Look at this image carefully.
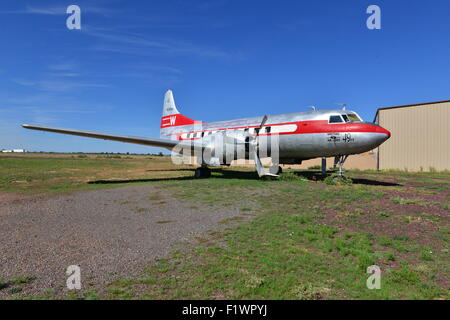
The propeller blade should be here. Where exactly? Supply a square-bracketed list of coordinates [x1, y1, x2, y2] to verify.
[255, 115, 268, 136]
[252, 115, 277, 177]
[253, 149, 265, 177]
[259, 115, 268, 129]
[252, 148, 278, 177]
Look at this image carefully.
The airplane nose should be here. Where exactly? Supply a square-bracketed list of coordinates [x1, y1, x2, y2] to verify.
[376, 126, 391, 139]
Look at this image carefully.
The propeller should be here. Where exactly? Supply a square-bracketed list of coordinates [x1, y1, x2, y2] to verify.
[221, 115, 277, 177]
[257, 115, 268, 132]
[250, 115, 278, 177]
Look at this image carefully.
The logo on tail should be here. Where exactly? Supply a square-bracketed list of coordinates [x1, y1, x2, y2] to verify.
[161, 115, 177, 127]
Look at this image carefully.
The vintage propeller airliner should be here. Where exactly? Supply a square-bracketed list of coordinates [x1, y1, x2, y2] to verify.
[23, 90, 391, 178]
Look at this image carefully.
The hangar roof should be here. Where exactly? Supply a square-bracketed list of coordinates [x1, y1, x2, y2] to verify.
[374, 99, 450, 122]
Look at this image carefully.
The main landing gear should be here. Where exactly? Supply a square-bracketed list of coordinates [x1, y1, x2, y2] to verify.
[194, 165, 282, 178]
[194, 166, 211, 178]
[333, 155, 349, 177]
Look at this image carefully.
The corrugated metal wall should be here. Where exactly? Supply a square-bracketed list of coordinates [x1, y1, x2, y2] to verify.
[378, 102, 450, 171]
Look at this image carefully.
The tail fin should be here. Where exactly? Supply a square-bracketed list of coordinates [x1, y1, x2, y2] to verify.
[162, 90, 179, 117]
[160, 90, 200, 138]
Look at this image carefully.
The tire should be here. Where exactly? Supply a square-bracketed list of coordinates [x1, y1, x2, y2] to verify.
[194, 168, 203, 178]
[203, 168, 211, 178]
[194, 167, 211, 178]
[269, 165, 282, 175]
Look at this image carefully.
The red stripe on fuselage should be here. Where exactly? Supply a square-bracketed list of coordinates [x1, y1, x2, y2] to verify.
[166, 120, 389, 140]
[297, 120, 379, 134]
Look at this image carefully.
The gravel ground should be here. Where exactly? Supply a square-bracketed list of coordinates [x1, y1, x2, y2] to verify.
[0, 184, 245, 298]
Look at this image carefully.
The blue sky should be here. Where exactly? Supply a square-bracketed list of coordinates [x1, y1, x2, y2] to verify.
[1, 0, 450, 153]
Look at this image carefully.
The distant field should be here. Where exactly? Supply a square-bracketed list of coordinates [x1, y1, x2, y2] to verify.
[1, 153, 449, 299]
[0, 153, 196, 194]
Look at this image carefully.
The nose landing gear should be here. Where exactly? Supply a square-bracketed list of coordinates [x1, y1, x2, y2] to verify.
[333, 155, 349, 177]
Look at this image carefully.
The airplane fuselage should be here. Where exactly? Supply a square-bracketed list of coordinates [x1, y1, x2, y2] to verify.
[160, 109, 391, 164]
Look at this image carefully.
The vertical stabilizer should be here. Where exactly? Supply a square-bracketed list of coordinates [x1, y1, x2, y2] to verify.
[162, 90, 180, 116]
[160, 90, 200, 138]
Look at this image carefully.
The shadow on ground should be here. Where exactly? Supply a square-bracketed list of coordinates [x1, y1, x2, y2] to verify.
[295, 170, 402, 187]
[88, 169, 402, 187]
[145, 168, 194, 172]
[349, 178, 402, 186]
[88, 176, 195, 184]
[88, 168, 259, 184]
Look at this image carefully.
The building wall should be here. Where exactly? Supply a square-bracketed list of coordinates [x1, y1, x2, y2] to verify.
[230, 153, 376, 171]
[279, 153, 377, 171]
[378, 102, 450, 171]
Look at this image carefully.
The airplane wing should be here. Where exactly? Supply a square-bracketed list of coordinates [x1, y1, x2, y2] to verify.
[22, 124, 181, 149]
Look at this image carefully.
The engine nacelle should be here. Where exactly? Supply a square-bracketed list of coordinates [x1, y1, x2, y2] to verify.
[172, 130, 280, 166]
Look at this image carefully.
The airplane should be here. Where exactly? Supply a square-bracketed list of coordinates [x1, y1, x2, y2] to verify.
[22, 90, 391, 178]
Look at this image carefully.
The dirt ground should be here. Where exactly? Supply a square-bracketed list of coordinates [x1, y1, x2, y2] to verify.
[0, 184, 247, 298]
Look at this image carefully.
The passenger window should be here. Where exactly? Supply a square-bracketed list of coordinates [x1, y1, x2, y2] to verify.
[329, 115, 343, 123]
[265, 126, 271, 133]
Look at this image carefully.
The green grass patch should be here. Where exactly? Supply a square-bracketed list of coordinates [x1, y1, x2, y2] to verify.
[390, 197, 428, 206]
[101, 175, 448, 299]
[0, 275, 36, 292]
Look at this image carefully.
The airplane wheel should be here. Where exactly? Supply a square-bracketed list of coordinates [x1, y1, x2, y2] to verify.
[269, 165, 282, 175]
[203, 168, 211, 178]
[194, 167, 211, 178]
[194, 168, 203, 178]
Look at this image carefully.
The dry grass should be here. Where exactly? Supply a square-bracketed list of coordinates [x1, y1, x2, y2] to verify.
[0, 154, 195, 194]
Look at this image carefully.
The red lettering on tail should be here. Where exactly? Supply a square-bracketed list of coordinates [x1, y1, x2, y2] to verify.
[160, 114, 201, 128]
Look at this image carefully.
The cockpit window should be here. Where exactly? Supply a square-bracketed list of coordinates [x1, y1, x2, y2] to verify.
[341, 114, 349, 122]
[329, 115, 344, 123]
[347, 113, 362, 122]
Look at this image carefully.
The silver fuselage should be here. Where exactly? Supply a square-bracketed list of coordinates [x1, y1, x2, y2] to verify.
[161, 109, 391, 164]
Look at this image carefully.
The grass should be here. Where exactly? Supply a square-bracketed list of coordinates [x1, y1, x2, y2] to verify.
[1, 154, 449, 300]
[0, 275, 36, 294]
[390, 197, 429, 206]
[379, 211, 392, 218]
[0, 154, 194, 194]
[101, 170, 448, 300]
